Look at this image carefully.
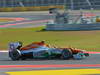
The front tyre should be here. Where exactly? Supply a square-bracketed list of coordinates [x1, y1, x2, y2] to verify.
[9, 49, 21, 61]
[84, 53, 89, 57]
[61, 49, 72, 59]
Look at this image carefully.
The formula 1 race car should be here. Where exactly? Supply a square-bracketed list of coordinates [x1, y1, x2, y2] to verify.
[8, 42, 89, 61]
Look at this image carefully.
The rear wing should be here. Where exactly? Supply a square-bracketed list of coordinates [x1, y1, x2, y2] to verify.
[9, 42, 22, 52]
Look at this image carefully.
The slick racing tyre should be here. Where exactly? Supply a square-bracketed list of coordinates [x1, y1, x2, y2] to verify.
[61, 49, 72, 59]
[9, 49, 21, 61]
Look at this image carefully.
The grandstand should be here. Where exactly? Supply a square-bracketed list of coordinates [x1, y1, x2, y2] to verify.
[0, 0, 100, 10]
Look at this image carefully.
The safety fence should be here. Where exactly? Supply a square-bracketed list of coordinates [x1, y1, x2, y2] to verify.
[0, 0, 100, 9]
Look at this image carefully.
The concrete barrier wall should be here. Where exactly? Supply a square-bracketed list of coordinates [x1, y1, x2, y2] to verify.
[46, 23, 100, 30]
[0, 5, 64, 12]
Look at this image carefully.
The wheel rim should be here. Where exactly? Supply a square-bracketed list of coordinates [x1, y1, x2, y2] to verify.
[9, 50, 21, 60]
[61, 49, 72, 59]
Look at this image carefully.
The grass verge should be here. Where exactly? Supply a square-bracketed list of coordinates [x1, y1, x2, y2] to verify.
[0, 26, 100, 52]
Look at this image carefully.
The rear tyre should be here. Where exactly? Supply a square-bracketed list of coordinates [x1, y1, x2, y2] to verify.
[61, 49, 72, 59]
[9, 49, 21, 61]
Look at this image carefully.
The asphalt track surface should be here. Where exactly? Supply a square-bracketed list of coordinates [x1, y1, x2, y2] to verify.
[0, 11, 100, 75]
[0, 52, 100, 65]
[0, 11, 53, 28]
[0, 52, 100, 75]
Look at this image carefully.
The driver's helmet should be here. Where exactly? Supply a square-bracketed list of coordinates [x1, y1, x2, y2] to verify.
[41, 40, 45, 44]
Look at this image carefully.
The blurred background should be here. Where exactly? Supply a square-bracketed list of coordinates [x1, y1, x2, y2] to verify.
[0, 0, 100, 11]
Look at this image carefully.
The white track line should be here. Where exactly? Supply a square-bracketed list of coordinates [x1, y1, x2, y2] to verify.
[0, 50, 8, 52]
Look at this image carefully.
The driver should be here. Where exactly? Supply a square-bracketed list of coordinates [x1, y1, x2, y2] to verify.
[20, 40, 49, 50]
